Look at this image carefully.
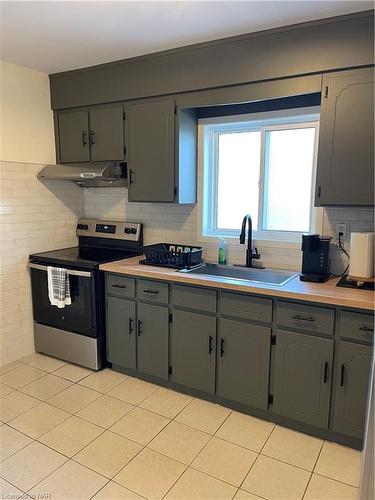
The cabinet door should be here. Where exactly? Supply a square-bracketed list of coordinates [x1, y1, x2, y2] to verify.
[58, 110, 90, 163]
[89, 106, 125, 161]
[171, 309, 216, 394]
[137, 302, 169, 379]
[332, 341, 372, 439]
[315, 68, 374, 206]
[107, 296, 136, 369]
[273, 330, 333, 428]
[217, 319, 271, 409]
[127, 99, 175, 202]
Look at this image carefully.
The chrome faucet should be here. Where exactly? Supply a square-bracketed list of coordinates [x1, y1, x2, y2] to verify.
[239, 214, 261, 268]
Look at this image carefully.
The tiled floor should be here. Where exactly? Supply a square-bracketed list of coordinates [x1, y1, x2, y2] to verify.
[0, 353, 362, 500]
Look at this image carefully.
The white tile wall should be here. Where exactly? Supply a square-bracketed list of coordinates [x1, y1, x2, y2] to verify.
[0, 161, 84, 365]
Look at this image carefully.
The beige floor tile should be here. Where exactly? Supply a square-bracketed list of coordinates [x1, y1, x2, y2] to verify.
[0, 477, 25, 498]
[148, 421, 211, 465]
[262, 426, 323, 471]
[52, 363, 93, 382]
[304, 474, 359, 500]
[164, 468, 237, 500]
[47, 383, 101, 413]
[111, 407, 170, 445]
[0, 441, 67, 491]
[192, 436, 257, 487]
[314, 442, 362, 487]
[0, 360, 24, 375]
[0, 383, 14, 398]
[77, 394, 134, 428]
[216, 411, 274, 452]
[175, 399, 231, 434]
[25, 353, 66, 372]
[74, 430, 142, 478]
[93, 481, 145, 499]
[19, 373, 72, 401]
[0, 391, 39, 422]
[234, 490, 264, 500]
[39, 415, 103, 457]
[109, 377, 158, 405]
[79, 368, 127, 393]
[21, 352, 44, 363]
[139, 388, 193, 419]
[114, 448, 186, 500]
[0, 364, 45, 389]
[242, 455, 311, 500]
[28, 459, 107, 500]
[0, 424, 33, 461]
[8, 402, 70, 439]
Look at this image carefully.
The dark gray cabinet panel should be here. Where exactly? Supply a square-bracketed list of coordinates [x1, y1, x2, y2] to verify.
[107, 296, 136, 369]
[332, 342, 372, 439]
[107, 275, 135, 298]
[137, 280, 169, 304]
[58, 110, 90, 163]
[276, 301, 334, 335]
[340, 311, 374, 344]
[127, 99, 175, 202]
[273, 330, 334, 428]
[220, 293, 272, 323]
[315, 68, 374, 206]
[172, 285, 217, 313]
[89, 106, 124, 161]
[137, 302, 169, 380]
[171, 309, 216, 393]
[217, 319, 271, 409]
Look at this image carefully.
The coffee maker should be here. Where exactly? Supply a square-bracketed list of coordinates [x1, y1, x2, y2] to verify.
[300, 234, 332, 282]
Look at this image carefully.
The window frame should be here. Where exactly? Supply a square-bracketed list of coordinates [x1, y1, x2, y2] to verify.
[197, 107, 322, 246]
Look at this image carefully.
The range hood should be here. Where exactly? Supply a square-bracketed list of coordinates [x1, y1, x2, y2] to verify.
[38, 162, 127, 188]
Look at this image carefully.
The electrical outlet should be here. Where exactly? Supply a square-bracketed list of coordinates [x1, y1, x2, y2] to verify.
[335, 222, 349, 242]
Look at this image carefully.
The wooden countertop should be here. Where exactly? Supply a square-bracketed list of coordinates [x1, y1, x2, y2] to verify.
[100, 257, 375, 311]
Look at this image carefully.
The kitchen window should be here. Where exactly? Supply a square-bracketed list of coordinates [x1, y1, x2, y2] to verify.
[199, 107, 322, 243]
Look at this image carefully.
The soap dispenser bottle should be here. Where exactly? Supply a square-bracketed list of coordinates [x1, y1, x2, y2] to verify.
[218, 238, 227, 265]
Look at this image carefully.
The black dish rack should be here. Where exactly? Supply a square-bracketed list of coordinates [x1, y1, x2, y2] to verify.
[140, 243, 203, 269]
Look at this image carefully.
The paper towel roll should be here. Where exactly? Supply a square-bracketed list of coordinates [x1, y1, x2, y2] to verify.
[349, 232, 374, 279]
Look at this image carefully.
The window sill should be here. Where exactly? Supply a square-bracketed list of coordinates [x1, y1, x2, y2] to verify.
[197, 233, 302, 249]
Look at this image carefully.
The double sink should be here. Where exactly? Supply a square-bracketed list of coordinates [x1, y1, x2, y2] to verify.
[179, 263, 297, 286]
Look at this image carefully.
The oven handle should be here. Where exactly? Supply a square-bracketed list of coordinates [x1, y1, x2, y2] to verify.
[28, 263, 92, 278]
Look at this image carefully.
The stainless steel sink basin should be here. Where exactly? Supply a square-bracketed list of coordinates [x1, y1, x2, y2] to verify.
[179, 263, 297, 286]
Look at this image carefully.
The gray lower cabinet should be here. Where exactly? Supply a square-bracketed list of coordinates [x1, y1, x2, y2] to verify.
[106, 296, 136, 370]
[58, 110, 90, 163]
[273, 330, 334, 428]
[137, 302, 169, 380]
[170, 309, 216, 394]
[332, 341, 372, 439]
[217, 319, 271, 410]
[315, 67, 374, 206]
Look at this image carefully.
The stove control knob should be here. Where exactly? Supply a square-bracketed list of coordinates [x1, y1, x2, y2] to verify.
[130, 228, 137, 234]
[124, 227, 131, 234]
[77, 223, 88, 230]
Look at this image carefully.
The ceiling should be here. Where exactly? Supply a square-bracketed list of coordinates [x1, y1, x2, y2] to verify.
[1, 1, 373, 74]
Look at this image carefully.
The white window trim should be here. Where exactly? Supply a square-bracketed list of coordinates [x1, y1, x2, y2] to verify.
[196, 107, 323, 248]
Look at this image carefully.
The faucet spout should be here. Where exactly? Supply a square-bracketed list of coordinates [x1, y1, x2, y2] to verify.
[239, 214, 261, 268]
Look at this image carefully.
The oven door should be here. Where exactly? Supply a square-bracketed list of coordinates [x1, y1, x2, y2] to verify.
[29, 262, 97, 338]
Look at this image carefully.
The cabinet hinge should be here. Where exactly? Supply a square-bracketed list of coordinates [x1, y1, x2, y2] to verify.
[169, 313, 173, 323]
[324, 86, 328, 99]
[168, 366, 173, 375]
[271, 335, 276, 346]
[268, 394, 274, 405]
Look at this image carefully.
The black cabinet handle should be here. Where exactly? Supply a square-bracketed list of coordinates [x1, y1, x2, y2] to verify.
[323, 361, 329, 384]
[129, 169, 134, 185]
[137, 319, 143, 336]
[82, 130, 87, 146]
[128, 318, 134, 335]
[89, 130, 96, 145]
[340, 364, 345, 387]
[143, 289, 159, 295]
[208, 336, 213, 354]
[220, 338, 225, 357]
[112, 284, 126, 289]
[292, 315, 315, 322]
[359, 326, 373, 333]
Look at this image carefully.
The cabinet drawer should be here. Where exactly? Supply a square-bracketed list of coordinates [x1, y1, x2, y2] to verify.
[172, 284, 217, 313]
[106, 274, 135, 298]
[137, 279, 169, 304]
[220, 292, 272, 324]
[340, 311, 374, 343]
[276, 301, 334, 335]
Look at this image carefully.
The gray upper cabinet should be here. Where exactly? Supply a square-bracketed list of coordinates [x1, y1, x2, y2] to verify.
[315, 67, 374, 206]
[58, 105, 125, 163]
[332, 341, 372, 439]
[170, 309, 216, 394]
[127, 99, 175, 202]
[58, 110, 90, 163]
[217, 319, 271, 409]
[273, 330, 334, 428]
[106, 295, 136, 370]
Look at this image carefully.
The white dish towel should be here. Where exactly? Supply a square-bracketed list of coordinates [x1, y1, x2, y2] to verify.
[47, 266, 72, 308]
